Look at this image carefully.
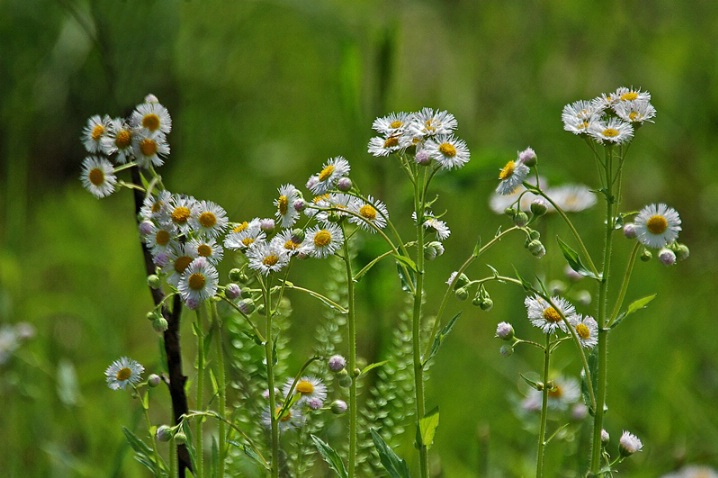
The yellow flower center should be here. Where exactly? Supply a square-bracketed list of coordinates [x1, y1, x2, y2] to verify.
[188, 272, 206, 291]
[620, 92, 638, 101]
[199, 211, 217, 229]
[116, 367, 132, 381]
[319, 165, 335, 182]
[174, 256, 193, 274]
[389, 120, 403, 129]
[576, 323, 590, 340]
[241, 238, 255, 247]
[197, 244, 212, 257]
[438, 142, 457, 157]
[88, 168, 105, 186]
[278, 195, 288, 215]
[548, 384, 563, 399]
[359, 204, 377, 220]
[233, 221, 249, 233]
[140, 138, 158, 156]
[91, 124, 105, 141]
[296, 380, 314, 395]
[646, 215, 668, 234]
[115, 129, 132, 148]
[142, 113, 161, 131]
[384, 136, 399, 148]
[151, 201, 163, 213]
[284, 240, 299, 250]
[275, 406, 292, 422]
[314, 230, 332, 248]
[156, 229, 171, 246]
[262, 254, 279, 266]
[602, 128, 619, 138]
[542, 306, 562, 323]
[172, 206, 191, 224]
[424, 119, 436, 133]
[629, 111, 639, 121]
[499, 161, 515, 180]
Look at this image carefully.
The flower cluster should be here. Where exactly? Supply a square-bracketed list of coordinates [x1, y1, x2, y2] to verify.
[562, 86, 656, 144]
[523, 295, 598, 347]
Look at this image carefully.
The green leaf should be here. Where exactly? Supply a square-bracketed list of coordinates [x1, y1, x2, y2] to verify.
[520, 373, 543, 391]
[360, 360, 389, 376]
[122, 427, 153, 457]
[425, 312, 461, 366]
[370, 429, 412, 478]
[513, 266, 534, 292]
[311, 435, 348, 478]
[557, 236, 599, 280]
[611, 294, 656, 329]
[396, 260, 416, 293]
[227, 441, 270, 470]
[486, 264, 499, 278]
[418, 407, 440, 450]
[393, 254, 418, 272]
[582, 348, 600, 416]
[472, 237, 482, 257]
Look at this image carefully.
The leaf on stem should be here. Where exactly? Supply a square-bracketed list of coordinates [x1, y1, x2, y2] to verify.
[228, 440, 270, 471]
[370, 429, 412, 478]
[556, 236, 600, 280]
[122, 427, 164, 474]
[611, 294, 656, 329]
[424, 312, 461, 366]
[395, 257, 417, 293]
[418, 407, 440, 450]
[360, 360, 389, 376]
[310, 435, 349, 478]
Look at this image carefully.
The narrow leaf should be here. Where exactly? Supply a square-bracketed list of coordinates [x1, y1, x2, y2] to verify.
[557, 236, 598, 280]
[396, 261, 416, 293]
[418, 407, 440, 450]
[122, 427, 153, 457]
[425, 312, 461, 365]
[370, 429, 412, 478]
[360, 360, 389, 376]
[311, 435, 348, 478]
[611, 294, 656, 329]
[393, 254, 418, 272]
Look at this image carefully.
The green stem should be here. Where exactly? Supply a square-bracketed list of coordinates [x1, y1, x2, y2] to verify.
[195, 310, 205, 478]
[138, 388, 164, 477]
[536, 334, 552, 478]
[169, 436, 178, 478]
[261, 278, 280, 478]
[211, 302, 226, 478]
[341, 226, 359, 478]
[608, 242, 641, 326]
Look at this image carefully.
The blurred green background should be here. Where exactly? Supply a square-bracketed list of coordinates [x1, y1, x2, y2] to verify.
[2, 0, 718, 476]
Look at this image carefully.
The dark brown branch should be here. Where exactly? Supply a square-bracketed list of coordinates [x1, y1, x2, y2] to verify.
[130, 167, 192, 477]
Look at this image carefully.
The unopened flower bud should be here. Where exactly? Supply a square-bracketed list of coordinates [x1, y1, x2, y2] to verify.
[601, 429, 610, 444]
[527, 239, 546, 258]
[673, 243, 690, 261]
[147, 311, 158, 321]
[331, 399, 348, 415]
[147, 274, 161, 290]
[153, 317, 169, 332]
[337, 370, 352, 388]
[260, 218, 275, 233]
[291, 228, 305, 243]
[145, 94, 159, 103]
[479, 297, 493, 311]
[256, 304, 266, 316]
[623, 223, 637, 239]
[495, 322, 514, 340]
[640, 249, 653, 262]
[328, 354, 346, 373]
[337, 177, 352, 191]
[424, 241, 445, 261]
[238, 298, 256, 315]
[307, 397, 324, 410]
[139, 220, 154, 236]
[499, 344, 514, 357]
[229, 268, 243, 282]
[455, 287, 469, 301]
[504, 207, 517, 218]
[415, 149, 432, 165]
[619, 431, 643, 456]
[184, 297, 200, 310]
[528, 229, 541, 241]
[174, 431, 187, 445]
[576, 290, 592, 306]
[549, 280, 566, 295]
[564, 264, 582, 281]
[658, 248, 676, 266]
[530, 199, 548, 217]
[513, 211, 529, 227]
[306, 175, 319, 190]
[518, 147, 537, 167]
[148, 374, 162, 387]
[225, 283, 242, 300]
[156, 425, 173, 442]
[448, 272, 470, 290]
[293, 198, 306, 212]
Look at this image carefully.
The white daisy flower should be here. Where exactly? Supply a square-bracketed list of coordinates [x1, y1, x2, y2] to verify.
[130, 100, 172, 134]
[409, 108, 458, 137]
[562, 100, 600, 135]
[413, 210, 450, 240]
[633, 203, 682, 249]
[367, 134, 405, 157]
[619, 430, 643, 456]
[100, 118, 134, 163]
[591, 92, 618, 110]
[524, 295, 577, 334]
[80, 156, 117, 198]
[521, 375, 581, 412]
[105, 357, 144, 391]
[546, 184, 597, 212]
[246, 240, 290, 276]
[372, 112, 412, 136]
[588, 117, 634, 144]
[189, 200, 229, 239]
[423, 134, 470, 170]
[132, 130, 170, 168]
[262, 404, 304, 432]
[283, 376, 327, 406]
[139, 190, 172, 223]
[496, 159, 530, 195]
[168, 195, 198, 234]
[309, 157, 351, 195]
[489, 176, 548, 214]
[224, 219, 265, 251]
[164, 243, 199, 287]
[275, 184, 301, 228]
[188, 237, 224, 265]
[273, 229, 310, 256]
[306, 223, 344, 258]
[348, 195, 389, 232]
[143, 221, 177, 255]
[613, 99, 657, 124]
[572, 314, 598, 349]
[178, 257, 219, 304]
[82, 114, 111, 153]
[614, 86, 651, 103]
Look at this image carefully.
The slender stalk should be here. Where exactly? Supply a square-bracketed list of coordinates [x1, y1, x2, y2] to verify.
[211, 302, 226, 478]
[137, 388, 164, 477]
[341, 226, 359, 478]
[536, 334, 552, 478]
[169, 436, 178, 478]
[194, 310, 205, 478]
[608, 242, 641, 326]
[261, 278, 280, 478]
[590, 147, 617, 476]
